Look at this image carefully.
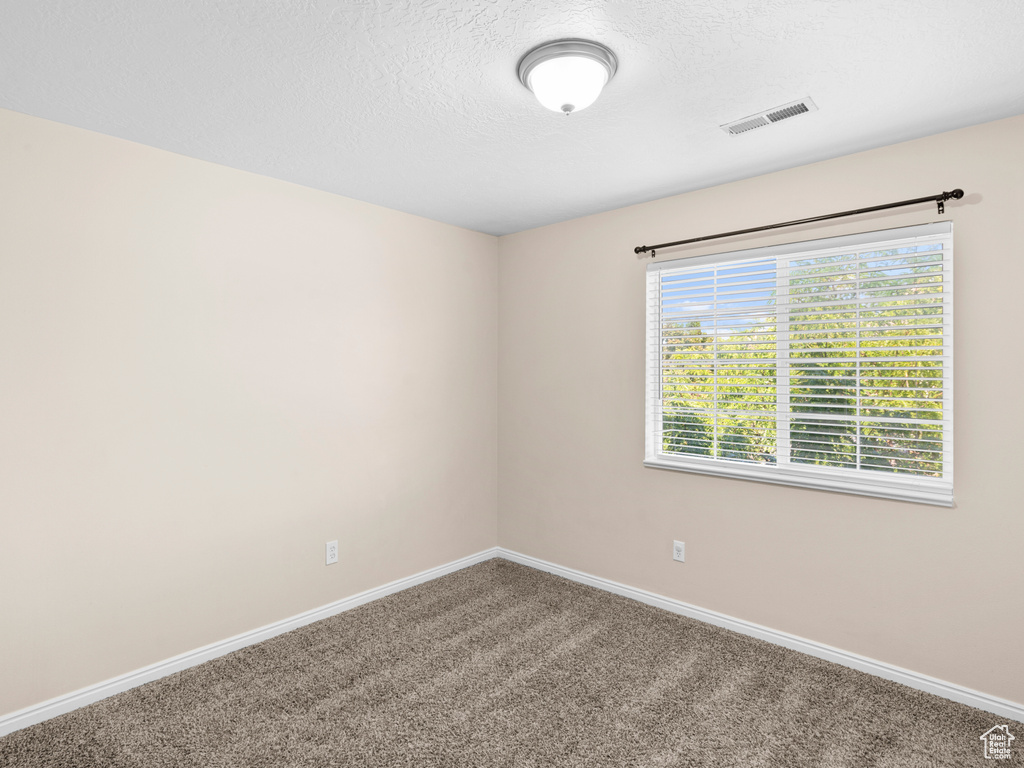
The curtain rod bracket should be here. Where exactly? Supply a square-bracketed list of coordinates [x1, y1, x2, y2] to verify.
[938, 188, 965, 215]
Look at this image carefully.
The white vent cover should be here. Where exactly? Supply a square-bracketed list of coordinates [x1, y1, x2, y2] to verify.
[721, 98, 818, 135]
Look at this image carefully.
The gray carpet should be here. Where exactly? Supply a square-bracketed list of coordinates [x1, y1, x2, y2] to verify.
[1, 559, 1017, 767]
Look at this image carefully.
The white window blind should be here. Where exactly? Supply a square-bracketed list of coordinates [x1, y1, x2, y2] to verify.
[645, 222, 953, 506]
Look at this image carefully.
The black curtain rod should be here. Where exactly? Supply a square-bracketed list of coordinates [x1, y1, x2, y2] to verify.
[634, 188, 964, 258]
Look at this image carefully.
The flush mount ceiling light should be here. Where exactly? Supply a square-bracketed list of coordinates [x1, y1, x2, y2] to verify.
[517, 39, 618, 115]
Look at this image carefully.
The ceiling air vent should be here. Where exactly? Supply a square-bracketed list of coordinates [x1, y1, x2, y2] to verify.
[722, 98, 817, 136]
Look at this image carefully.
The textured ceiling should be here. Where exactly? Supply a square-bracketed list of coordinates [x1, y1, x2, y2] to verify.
[2, 1, 1023, 235]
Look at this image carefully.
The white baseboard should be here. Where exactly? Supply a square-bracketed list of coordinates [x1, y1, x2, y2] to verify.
[5, 544, 1020, 739]
[496, 548, 1024, 722]
[0, 547, 498, 738]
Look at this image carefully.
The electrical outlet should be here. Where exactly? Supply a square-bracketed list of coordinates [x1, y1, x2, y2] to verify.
[326, 540, 338, 565]
[673, 540, 685, 562]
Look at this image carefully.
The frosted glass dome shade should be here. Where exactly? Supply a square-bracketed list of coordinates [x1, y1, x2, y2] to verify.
[518, 40, 617, 115]
[528, 56, 608, 114]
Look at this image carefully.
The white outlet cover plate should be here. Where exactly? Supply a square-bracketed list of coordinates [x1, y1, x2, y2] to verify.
[326, 540, 338, 565]
[673, 541, 685, 562]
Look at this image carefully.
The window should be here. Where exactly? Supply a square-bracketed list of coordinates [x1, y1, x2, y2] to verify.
[645, 222, 953, 505]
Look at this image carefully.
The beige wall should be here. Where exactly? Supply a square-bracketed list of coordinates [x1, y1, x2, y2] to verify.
[498, 114, 1024, 705]
[3, 104, 1021, 721]
[0, 109, 498, 717]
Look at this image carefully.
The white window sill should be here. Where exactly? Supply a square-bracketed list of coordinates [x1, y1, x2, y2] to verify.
[644, 455, 953, 507]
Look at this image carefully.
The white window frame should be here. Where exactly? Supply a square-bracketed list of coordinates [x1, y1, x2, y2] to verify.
[645, 222, 953, 506]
